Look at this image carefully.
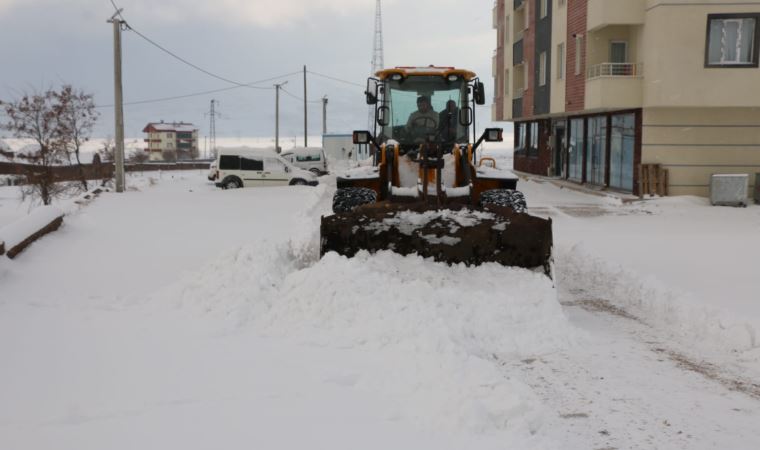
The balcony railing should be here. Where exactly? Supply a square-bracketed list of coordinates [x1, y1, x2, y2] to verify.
[513, 39, 524, 66]
[587, 63, 643, 79]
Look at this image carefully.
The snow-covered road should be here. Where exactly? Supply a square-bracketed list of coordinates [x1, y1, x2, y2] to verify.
[1, 170, 759, 449]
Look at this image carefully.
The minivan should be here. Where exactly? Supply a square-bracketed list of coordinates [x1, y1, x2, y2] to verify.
[213, 149, 318, 189]
[279, 147, 328, 175]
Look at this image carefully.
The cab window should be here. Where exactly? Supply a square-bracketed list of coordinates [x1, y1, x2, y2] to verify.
[241, 157, 263, 171]
[219, 155, 240, 170]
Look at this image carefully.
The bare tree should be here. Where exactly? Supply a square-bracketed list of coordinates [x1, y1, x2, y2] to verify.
[57, 86, 99, 191]
[0, 90, 70, 205]
[129, 148, 149, 164]
[162, 149, 177, 162]
[99, 137, 115, 163]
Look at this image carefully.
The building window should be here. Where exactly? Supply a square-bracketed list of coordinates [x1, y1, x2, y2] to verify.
[706, 14, 759, 67]
[539, 0, 548, 19]
[504, 69, 510, 97]
[529, 122, 539, 157]
[516, 123, 527, 154]
[539, 52, 547, 86]
[585, 116, 607, 186]
[557, 43, 565, 80]
[575, 35, 583, 75]
[610, 113, 636, 192]
[568, 118, 584, 181]
[505, 16, 510, 45]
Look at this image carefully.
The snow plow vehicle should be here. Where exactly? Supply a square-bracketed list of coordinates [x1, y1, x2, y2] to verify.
[320, 66, 553, 274]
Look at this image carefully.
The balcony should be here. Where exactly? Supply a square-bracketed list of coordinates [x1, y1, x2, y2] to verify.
[585, 63, 644, 110]
[587, 0, 645, 32]
[513, 39, 524, 66]
[512, 89, 524, 118]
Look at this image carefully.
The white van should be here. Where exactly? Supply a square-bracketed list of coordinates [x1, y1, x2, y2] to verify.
[213, 149, 318, 189]
[279, 147, 328, 175]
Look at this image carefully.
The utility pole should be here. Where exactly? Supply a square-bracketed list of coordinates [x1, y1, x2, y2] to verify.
[303, 65, 308, 147]
[322, 96, 328, 135]
[274, 81, 288, 153]
[108, 10, 126, 193]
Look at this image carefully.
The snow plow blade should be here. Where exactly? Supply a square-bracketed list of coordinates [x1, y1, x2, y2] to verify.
[320, 202, 553, 275]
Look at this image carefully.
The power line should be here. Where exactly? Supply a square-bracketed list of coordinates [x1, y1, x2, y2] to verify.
[280, 87, 324, 104]
[109, 0, 265, 89]
[95, 71, 301, 108]
[307, 70, 364, 88]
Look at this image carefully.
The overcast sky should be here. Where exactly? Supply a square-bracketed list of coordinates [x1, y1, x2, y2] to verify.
[0, 0, 504, 140]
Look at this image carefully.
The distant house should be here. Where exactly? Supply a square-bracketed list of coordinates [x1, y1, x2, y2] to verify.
[142, 121, 199, 161]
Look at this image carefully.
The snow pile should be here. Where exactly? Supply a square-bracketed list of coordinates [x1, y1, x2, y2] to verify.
[557, 243, 760, 355]
[361, 209, 501, 237]
[156, 235, 575, 440]
[0, 205, 63, 251]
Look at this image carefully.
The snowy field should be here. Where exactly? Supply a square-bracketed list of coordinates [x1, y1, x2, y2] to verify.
[1, 153, 759, 449]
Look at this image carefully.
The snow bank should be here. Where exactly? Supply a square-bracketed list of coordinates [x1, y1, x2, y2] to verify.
[155, 237, 575, 440]
[0, 205, 63, 257]
[557, 243, 760, 355]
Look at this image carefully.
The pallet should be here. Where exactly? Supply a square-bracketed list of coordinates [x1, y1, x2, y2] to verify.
[639, 164, 668, 197]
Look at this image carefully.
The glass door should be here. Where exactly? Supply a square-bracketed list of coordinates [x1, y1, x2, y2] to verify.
[610, 113, 635, 191]
[568, 118, 584, 181]
[586, 116, 607, 186]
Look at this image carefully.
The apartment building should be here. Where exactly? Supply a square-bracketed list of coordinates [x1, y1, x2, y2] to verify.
[493, 0, 760, 196]
[142, 122, 199, 161]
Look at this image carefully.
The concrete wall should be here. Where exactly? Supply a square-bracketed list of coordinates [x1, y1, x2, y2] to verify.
[587, 0, 645, 31]
[642, 107, 760, 196]
[642, 2, 760, 108]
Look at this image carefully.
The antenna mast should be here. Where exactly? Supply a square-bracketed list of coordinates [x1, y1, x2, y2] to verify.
[206, 99, 218, 159]
[368, 0, 384, 128]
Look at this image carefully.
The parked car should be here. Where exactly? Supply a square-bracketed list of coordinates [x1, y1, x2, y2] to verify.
[279, 147, 328, 175]
[207, 161, 218, 181]
[214, 149, 318, 189]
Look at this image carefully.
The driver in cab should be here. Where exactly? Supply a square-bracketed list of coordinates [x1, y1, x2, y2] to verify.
[406, 95, 438, 142]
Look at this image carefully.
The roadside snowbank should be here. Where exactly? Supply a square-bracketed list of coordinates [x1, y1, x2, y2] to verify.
[0, 205, 63, 250]
[558, 242, 760, 360]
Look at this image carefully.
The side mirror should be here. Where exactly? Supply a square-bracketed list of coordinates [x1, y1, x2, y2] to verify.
[365, 79, 379, 105]
[353, 130, 373, 145]
[459, 106, 473, 126]
[377, 105, 390, 127]
[483, 128, 503, 142]
[474, 81, 486, 105]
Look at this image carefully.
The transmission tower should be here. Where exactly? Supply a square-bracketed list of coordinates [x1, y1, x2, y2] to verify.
[368, 0, 384, 129]
[205, 99, 219, 159]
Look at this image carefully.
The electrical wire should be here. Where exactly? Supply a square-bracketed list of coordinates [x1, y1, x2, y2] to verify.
[280, 87, 325, 104]
[109, 0, 271, 89]
[96, 71, 301, 109]
[307, 70, 364, 88]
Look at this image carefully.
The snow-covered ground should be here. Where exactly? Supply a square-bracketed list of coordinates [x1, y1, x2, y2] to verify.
[1, 153, 759, 449]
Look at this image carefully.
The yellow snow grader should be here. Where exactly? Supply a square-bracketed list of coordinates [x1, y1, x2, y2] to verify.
[320, 66, 553, 274]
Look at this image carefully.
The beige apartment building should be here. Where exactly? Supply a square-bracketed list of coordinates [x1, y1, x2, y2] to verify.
[142, 122, 199, 162]
[493, 0, 760, 196]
